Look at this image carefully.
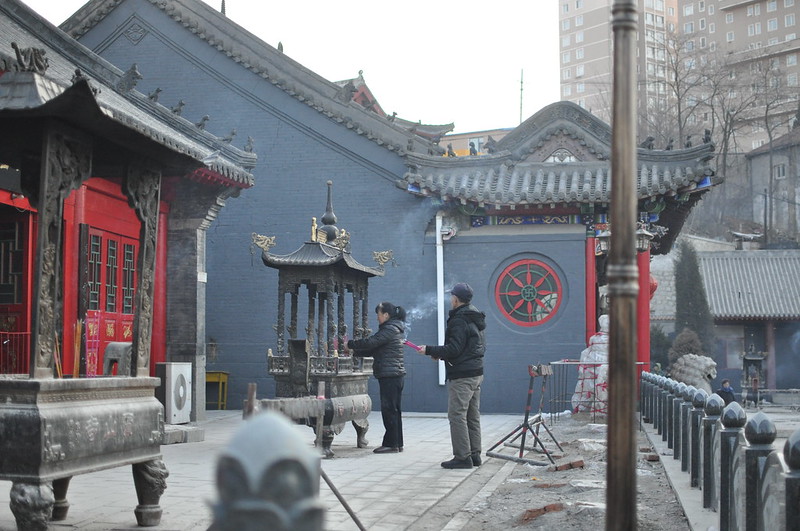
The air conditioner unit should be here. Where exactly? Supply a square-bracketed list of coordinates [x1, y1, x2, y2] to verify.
[155, 362, 192, 424]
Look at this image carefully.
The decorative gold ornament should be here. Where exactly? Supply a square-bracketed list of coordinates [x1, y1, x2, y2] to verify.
[373, 250, 393, 267]
[331, 229, 350, 250]
[251, 233, 276, 252]
[311, 217, 318, 242]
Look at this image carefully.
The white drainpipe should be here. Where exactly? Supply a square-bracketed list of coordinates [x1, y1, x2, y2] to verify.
[435, 212, 446, 385]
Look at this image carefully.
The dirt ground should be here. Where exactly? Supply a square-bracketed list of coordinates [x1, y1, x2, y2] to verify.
[457, 413, 690, 530]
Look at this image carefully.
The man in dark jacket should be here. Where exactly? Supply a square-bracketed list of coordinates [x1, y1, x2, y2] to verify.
[419, 283, 486, 469]
[716, 379, 736, 406]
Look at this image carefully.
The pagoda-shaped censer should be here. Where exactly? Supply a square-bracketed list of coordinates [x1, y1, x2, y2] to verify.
[251, 181, 392, 456]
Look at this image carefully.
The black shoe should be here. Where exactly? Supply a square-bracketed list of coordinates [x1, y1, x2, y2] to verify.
[441, 457, 473, 469]
[399, 447, 404, 452]
[471, 453, 482, 467]
[373, 446, 399, 454]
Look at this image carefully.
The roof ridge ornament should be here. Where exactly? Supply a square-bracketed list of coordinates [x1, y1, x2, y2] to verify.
[11, 42, 48, 74]
[116, 63, 143, 93]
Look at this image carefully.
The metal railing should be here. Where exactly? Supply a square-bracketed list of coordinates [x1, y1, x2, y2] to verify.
[0, 331, 30, 374]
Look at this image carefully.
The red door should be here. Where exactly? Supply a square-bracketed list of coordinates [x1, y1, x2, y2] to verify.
[84, 228, 138, 376]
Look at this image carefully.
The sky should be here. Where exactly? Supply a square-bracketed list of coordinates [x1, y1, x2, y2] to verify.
[20, 0, 560, 134]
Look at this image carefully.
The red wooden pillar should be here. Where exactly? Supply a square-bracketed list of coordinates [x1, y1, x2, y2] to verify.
[585, 236, 598, 346]
[636, 249, 651, 373]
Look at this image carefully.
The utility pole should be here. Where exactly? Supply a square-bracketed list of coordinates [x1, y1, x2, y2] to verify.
[519, 69, 524, 124]
[607, 1, 639, 530]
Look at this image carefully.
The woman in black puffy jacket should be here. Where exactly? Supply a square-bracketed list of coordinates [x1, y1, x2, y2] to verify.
[347, 302, 407, 453]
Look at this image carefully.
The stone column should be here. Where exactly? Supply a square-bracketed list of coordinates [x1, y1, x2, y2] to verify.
[786, 427, 800, 531]
[673, 382, 687, 460]
[166, 182, 236, 422]
[702, 394, 724, 509]
[31, 122, 91, 378]
[744, 411, 776, 531]
[125, 165, 161, 377]
[681, 385, 696, 472]
[690, 388, 708, 487]
[720, 402, 747, 531]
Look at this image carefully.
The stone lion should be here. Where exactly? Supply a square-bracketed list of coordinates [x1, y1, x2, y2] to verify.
[669, 354, 717, 395]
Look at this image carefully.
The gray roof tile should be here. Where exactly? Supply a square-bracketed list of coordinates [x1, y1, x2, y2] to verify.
[698, 250, 800, 320]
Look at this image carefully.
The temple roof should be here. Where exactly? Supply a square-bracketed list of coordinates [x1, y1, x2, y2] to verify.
[62, 0, 446, 157]
[699, 250, 800, 320]
[404, 102, 718, 207]
[402, 102, 722, 254]
[0, 0, 255, 187]
[261, 241, 385, 277]
[334, 73, 454, 143]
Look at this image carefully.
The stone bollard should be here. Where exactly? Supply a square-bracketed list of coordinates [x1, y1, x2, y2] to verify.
[209, 411, 324, 531]
[659, 377, 670, 441]
[786, 427, 800, 531]
[641, 373, 652, 424]
[720, 401, 747, 531]
[743, 411, 776, 531]
[681, 385, 697, 472]
[690, 388, 708, 488]
[673, 382, 687, 459]
[702, 393, 724, 509]
[665, 379, 677, 447]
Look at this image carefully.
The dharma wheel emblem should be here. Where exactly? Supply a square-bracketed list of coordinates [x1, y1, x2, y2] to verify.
[495, 259, 562, 326]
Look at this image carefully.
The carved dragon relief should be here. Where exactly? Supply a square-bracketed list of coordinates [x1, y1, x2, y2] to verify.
[33, 126, 91, 377]
[124, 166, 161, 375]
[251, 233, 276, 252]
[372, 250, 393, 268]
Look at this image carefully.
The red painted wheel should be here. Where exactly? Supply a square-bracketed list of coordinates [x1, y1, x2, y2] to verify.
[495, 259, 562, 326]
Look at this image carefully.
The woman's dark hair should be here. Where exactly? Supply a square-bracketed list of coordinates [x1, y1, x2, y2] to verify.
[375, 301, 406, 321]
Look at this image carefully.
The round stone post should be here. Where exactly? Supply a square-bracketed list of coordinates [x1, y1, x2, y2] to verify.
[681, 385, 697, 472]
[641, 373, 651, 423]
[743, 412, 776, 531]
[702, 393, 724, 509]
[211, 411, 324, 530]
[720, 402, 747, 531]
[664, 378, 675, 445]
[690, 388, 708, 487]
[785, 427, 800, 531]
[658, 376, 668, 439]
[673, 382, 687, 459]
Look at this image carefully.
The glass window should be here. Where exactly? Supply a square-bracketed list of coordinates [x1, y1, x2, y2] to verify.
[768, 19, 777, 31]
[655, 0, 664, 10]
[575, 14, 584, 26]
[789, 73, 799, 86]
[787, 14, 796, 27]
[576, 30, 584, 43]
[709, 5, 715, 15]
[769, 37, 779, 44]
[788, 53, 797, 65]
[563, 84, 572, 96]
[685, 22, 694, 33]
[577, 83, 585, 93]
[786, 0, 795, 7]
[726, 13, 734, 24]
[576, 47, 584, 59]
[563, 3, 569, 13]
[563, 68, 572, 80]
[773, 164, 786, 179]
[710, 22, 716, 33]
[767, 0, 777, 11]
[700, 18, 706, 30]
[686, 40, 695, 51]
[576, 0, 583, 8]
[699, 1, 705, 11]
[562, 35, 571, 47]
[684, 4, 693, 16]
[727, 31, 735, 42]
[576, 64, 585, 76]
[788, 33, 797, 40]
[562, 19, 571, 31]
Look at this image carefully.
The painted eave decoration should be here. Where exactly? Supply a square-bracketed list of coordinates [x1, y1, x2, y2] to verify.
[61, 0, 447, 157]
